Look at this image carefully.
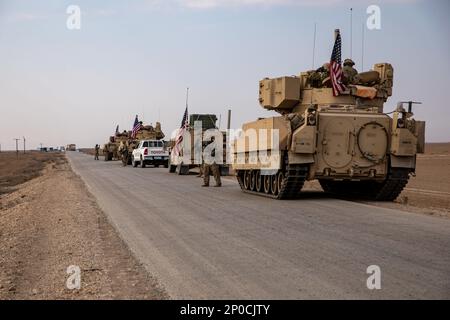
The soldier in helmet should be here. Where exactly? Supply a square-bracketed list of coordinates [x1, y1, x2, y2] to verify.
[308, 63, 330, 88]
[201, 136, 222, 187]
[343, 58, 358, 85]
[118, 141, 129, 166]
[94, 144, 100, 160]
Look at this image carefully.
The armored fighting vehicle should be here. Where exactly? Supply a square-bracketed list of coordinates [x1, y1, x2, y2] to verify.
[169, 114, 229, 175]
[103, 131, 128, 161]
[232, 61, 425, 200]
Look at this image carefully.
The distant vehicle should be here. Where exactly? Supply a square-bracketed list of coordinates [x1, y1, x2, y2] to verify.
[66, 144, 76, 151]
[131, 140, 169, 168]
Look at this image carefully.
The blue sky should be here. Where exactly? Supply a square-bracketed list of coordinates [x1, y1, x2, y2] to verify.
[0, 0, 449, 149]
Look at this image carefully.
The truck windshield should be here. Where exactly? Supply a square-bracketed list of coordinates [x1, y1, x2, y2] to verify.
[148, 141, 163, 148]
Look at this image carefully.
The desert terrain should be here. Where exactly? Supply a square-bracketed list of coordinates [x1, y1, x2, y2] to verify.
[0, 151, 167, 299]
[0, 143, 449, 299]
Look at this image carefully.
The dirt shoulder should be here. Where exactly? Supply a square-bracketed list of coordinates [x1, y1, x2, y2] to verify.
[0, 154, 168, 299]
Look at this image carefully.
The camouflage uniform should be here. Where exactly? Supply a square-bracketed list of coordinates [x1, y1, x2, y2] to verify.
[202, 162, 221, 187]
[308, 63, 330, 88]
[343, 58, 358, 85]
[118, 141, 128, 167]
[94, 144, 100, 160]
[201, 139, 221, 187]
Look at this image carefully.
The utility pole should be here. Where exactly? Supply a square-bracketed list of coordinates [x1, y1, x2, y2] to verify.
[23, 136, 26, 154]
[13, 138, 20, 159]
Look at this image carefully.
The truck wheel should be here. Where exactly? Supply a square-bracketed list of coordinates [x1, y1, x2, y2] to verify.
[164, 162, 169, 169]
[140, 158, 146, 168]
[132, 156, 138, 167]
[169, 165, 176, 173]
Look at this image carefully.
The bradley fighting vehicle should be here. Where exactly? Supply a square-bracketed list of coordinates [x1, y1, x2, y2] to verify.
[103, 131, 129, 161]
[232, 58, 425, 200]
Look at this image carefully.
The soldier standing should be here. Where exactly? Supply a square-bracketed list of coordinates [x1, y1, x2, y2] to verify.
[201, 137, 222, 187]
[94, 144, 100, 160]
[119, 141, 129, 167]
[343, 58, 358, 84]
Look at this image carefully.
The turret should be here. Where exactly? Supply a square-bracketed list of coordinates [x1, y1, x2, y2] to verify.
[258, 63, 394, 115]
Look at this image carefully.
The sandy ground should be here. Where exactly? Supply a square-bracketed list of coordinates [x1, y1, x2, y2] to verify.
[0, 152, 167, 299]
[0, 151, 64, 195]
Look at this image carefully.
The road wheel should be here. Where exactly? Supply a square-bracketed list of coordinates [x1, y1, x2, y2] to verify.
[250, 171, 257, 191]
[132, 156, 138, 167]
[140, 158, 146, 168]
[169, 165, 176, 173]
[243, 171, 251, 190]
[263, 175, 271, 194]
[276, 171, 284, 194]
[255, 171, 262, 192]
[271, 174, 279, 196]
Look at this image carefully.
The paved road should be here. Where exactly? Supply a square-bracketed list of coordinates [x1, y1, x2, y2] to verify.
[67, 152, 450, 299]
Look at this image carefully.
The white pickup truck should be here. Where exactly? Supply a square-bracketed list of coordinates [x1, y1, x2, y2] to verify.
[131, 140, 169, 168]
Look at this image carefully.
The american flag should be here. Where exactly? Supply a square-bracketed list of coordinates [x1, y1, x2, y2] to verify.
[173, 106, 189, 156]
[131, 115, 142, 139]
[330, 30, 347, 96]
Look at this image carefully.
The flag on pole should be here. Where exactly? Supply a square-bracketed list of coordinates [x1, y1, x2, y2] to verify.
[173, 106, 189, 156]
[131, 115, 142, 139]
[330, 30, 347, 96]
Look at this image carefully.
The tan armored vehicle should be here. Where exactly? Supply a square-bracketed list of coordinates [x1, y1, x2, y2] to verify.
[103, 131, 128, 161]
[232, 62, 425, 200]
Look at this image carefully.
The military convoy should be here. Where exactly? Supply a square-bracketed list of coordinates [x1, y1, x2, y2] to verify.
[232, 61, 425, 200]
[102, 122, 166, 164]
[96, 30, 425, 203]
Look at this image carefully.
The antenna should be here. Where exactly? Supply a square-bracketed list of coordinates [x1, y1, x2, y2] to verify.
[185, 87, 189, 110]
[350, 8, 353, 59]
[312, 22, 317, 69]
[361, 22, 365, 71]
